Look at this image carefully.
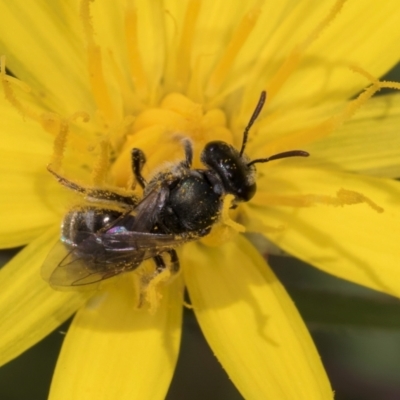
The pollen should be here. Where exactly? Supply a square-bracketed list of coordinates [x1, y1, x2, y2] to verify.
[48, 115, 70, 171]
[136, 261, 174, 314]
[92, 139, 111, 186]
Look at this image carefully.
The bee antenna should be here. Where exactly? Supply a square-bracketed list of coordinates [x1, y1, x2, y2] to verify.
[239, 91, 267, 157]
[247, 150, 309, 167]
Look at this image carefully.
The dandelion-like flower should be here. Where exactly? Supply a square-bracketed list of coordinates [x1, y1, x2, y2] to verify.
[1, 0, 400, 399]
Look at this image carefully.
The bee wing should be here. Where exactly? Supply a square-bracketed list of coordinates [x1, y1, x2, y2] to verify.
[42, 241, 65, 284]
[42, 238, 143, 289]
[42, 183, 204, 289]
[42, 231, 192, 289]
[129, 185, 169, 232]
[101, 230, 193, 251]
[42, 241, 104, 288]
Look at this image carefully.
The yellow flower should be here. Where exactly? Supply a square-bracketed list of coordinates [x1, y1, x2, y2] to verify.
[1, 0, 400, 399]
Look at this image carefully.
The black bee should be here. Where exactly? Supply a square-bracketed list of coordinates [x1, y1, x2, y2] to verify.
[43, 91, 308, 288]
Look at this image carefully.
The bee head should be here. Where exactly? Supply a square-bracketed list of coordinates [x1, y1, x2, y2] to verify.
[201, 141, 256, 202]
[201, 91, 309, 204]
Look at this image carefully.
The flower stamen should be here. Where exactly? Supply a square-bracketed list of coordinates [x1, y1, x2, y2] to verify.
[266, 81, 381, 151]
[107, 49, 141, 113]
[379, 80, 400, 91]
[265, 66, 400, 152]
[350, 65, 380, 85]
[125, 5, 148, 99]
[48, 115, 70, 171]
[205, 5, 261, 98]
[266, 0, 347, 101]
[92, 139, 111, 186]
[1, 56, 92, 163]
[80, 0, 117, 124]
[175, 0, 201, 90]
[254, 188, 384, 213]
[0, 56, 38, 121]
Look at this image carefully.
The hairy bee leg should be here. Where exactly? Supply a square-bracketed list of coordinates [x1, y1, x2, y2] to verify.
[153, 254, 166, 272]
[167, 249, 180, 274]
[47, 166, 138, 206]
[153, 249, 180, 275]
[138, 250, 179, 309]
[180, 138, 193, 169]
[131, 148, 147, 189]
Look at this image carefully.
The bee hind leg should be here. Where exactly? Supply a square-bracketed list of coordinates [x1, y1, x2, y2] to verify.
[153, 249, 180, 275]
[47, 165, 138, 207]
[138, 250, 180, 309]
[167, 249, 180, 274]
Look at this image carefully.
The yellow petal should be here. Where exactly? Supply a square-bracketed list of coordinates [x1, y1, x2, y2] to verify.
[0, 95, 53, 153]
[0, 1, 93, 114]
[250, 165, 400, 297]
[0, 148, 66, 247]
[49, 272, 183, 400]
[306, 92, 400, 178]
[0, 226, 89, 366]
[0, 163, 59, 246]
[0, 97, 74, 247]
[269, 0, 400, 108]
[184, 236, 332, 400]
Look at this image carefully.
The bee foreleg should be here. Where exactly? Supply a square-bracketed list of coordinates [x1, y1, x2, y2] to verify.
[180, 138, 193, 169]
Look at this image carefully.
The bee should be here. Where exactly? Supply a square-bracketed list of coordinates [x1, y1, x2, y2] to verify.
[43, 91, 308, 288]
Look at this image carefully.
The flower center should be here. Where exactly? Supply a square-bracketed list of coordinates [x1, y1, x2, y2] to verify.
[110, 92, 233, 189]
